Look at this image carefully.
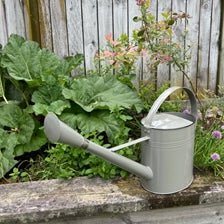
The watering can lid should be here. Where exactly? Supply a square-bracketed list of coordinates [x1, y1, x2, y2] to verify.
[149, 113, 193, 129]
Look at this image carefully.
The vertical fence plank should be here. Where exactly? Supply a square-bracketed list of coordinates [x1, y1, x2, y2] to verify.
[142, 0, 158, 81]
[66, 0, 83, 55]
[24, 0, 39, 42]
[82, 0, 98, 71]
[97, 0, 113, 48]
[38, 0, 53, 50]
[157, 0, 172, 88]
[0, 0, 8, 46]
[128, 0, 142, 82]
[218, 0, 224, 89]
[97, 0, 113, 74]
[49, 0, 68, 57]
[208, 0, 221, 91]
[197, 0, 212, 90]
[4, 0, 27, 38]
[113, 0, 128, 39]
[170, 0, 186, 88]
[186, 0, 200, 90]
[128, 0, 141, 34]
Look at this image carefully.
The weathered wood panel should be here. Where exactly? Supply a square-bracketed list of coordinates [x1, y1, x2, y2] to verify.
[0, 0, 222, 92]
[142, 0, 158, 81]
[66, 0, 83, 56]
[128, 0, 142, 82]
[209, 0, 221, 91]
[3, 0, 27, 38]
[218, 0, 224, 89]
[82, 0, 98, 71]
[170, 0, 186, 88]
[156, 0, 172, 87]
[98, 0, 113, 48]
[186, 0, 200, 90]
[50, 0, 68, 57]
[0, 0, 8, 46]
[197, 0, 213, 90]
[38, 0, 53, 50]
[113, 0, 128, 39]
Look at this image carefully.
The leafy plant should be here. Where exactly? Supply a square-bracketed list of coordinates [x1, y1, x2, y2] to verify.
[0, 34, 83, 178]
[194, 103, 224, 178]
[96, 0, 193, 92]
[62, 75, 143, 113]
[0, 33, 145, 180]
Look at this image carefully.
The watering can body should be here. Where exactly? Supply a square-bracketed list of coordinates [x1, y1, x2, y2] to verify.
[140, 87, 197, 194]
[141, 112, 196, 194]
[44, 86, 197, 194]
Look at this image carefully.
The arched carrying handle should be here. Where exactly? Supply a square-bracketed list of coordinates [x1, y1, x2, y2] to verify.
[142, 86, 197, 127]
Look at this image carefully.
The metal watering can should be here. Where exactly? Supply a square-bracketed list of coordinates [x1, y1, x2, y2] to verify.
[44, 86, 197, 194]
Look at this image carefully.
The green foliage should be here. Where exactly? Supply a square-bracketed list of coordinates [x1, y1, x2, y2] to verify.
[138, 81, 183, 113]
[96, 1, 192, 91]
[0, 103, 34, 177]
[0, 34, 83, 178]
[25, 133, 138, 180]
[32, 85, 71, 116]
[62, 75, 143, 113]
[0, 34, 144, 180]
[194, 104, 224, 178]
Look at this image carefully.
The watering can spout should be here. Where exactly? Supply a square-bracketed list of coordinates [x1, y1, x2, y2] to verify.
[44, 112, 153, 180]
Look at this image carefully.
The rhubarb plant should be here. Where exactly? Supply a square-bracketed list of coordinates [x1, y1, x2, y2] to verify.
[0, 34, 143, 179]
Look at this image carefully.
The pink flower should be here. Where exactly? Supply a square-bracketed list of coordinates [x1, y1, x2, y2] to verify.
[136, 0, 146, 6]
[105, 33, 119, 46]
[212, 130, 222, 139]
[161, 55, 173, 63]
[211, 153, 220, 161]
[102, 50, 115, 58]
[128, 46, 138, 52]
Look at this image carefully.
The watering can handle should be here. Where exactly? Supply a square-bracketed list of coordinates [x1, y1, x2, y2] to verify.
[143, 86, 197, 126]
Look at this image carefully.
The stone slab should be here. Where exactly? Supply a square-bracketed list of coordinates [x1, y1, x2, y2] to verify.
[0, 173, 224, 223]
[37, 203, 224, 224]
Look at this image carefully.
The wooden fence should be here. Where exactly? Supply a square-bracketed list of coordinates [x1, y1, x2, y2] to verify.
[0, 0, 222, 92]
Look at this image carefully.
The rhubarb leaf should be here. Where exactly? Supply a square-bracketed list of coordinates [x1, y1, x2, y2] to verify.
[62, 75, 143, 112]
[32, 85, 70, 115]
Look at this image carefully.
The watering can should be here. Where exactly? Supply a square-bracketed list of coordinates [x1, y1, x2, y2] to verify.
[44, 86, 197, 194]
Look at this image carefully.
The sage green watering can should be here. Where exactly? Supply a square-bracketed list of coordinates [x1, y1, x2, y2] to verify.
[44, 86, 197, 194]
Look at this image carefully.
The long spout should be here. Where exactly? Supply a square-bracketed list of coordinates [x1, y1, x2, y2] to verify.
[44, 113, 153, 180]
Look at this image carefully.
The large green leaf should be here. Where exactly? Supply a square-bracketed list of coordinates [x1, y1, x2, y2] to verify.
[62, 75, 143, 112]
[60, 111, 125, 142]
[14, 128, 47, 157]
[0, 104, 46, 177]
[32, 85, 70, 115]
[1, 35, 84, 86]
[0, 150, 17, 178]
[0, 104, 35, 144]
[0, 129, 17, 178]
[1, 35, 41, 81]
[1, 35, 62, 85]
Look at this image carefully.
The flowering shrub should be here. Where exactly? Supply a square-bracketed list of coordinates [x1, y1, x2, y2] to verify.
[194, 105, 224, 178]
[96, 33, 139, 79]
[96, 0, 192, 89]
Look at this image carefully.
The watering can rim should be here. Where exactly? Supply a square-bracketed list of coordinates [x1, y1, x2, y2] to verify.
[142, 86, 197, 128]
[141, 112, 196, 130]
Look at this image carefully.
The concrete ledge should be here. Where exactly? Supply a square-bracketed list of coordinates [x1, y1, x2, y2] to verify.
[0, 173, 224, 223]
